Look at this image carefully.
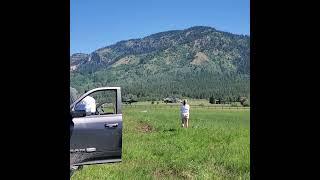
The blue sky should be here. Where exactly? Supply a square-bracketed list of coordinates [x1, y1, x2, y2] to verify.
[71, 0, 250, 54]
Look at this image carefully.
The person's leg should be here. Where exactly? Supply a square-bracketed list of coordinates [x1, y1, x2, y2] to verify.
[183, 117, 187, 128]
[181, 117, 185, 128]
[186, 118, 189, 128]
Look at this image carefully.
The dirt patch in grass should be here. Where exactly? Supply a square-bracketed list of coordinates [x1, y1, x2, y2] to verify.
[153, 168, 194, 179]
[136, 122, 154, 133]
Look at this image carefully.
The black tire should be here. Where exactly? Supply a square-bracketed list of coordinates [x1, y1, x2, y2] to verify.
[70, 166, 77, 178]
[70, 165, 83, 178]
[70, 168, 75, 178]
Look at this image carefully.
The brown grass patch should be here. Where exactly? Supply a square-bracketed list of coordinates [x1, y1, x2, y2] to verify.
[153, 168, 195, 179]
[136, 122, 154, 133]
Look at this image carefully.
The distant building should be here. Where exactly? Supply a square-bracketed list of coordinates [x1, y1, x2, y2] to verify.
[122, 98, 138, 105]
[238, 97, 247, 106]
[215, 98, 225, 104]
[163, 97, 180, 103]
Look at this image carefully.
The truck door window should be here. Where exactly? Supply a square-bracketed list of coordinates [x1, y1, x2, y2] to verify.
[92, 90, 117, 115]
[73, 89, 117, 116]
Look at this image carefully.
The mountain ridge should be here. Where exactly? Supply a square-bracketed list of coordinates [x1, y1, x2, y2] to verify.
[70, 26, 250, 101]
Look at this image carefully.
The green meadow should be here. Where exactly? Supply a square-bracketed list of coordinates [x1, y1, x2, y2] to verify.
[72, 104, 250, 179]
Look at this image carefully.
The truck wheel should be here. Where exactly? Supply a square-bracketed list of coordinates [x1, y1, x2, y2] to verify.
[70, 165, 83, 177]
[70, 168, 75, 177]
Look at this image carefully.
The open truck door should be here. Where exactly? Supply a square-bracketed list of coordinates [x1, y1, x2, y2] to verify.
[70, 87, 122, 166]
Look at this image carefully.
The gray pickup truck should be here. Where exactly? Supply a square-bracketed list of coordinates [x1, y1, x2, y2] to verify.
[70, 87, 123, 176]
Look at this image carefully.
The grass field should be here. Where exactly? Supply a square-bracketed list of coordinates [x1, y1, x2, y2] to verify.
[72, 105, 250, 179]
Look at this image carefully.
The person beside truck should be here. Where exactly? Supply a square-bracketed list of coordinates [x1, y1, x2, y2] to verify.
[74, 90, 96, 115]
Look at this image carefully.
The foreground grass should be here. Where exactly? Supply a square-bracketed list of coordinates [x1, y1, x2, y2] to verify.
[72, 106, 250, 179]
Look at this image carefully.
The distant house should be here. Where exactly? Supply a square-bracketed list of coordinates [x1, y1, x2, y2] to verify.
[123, 98, 138, 105]
[238, 97, 247, 105]
[163, 97, 180, 103]
[215, 98, 225, 104]
[163, 98, 173, 103]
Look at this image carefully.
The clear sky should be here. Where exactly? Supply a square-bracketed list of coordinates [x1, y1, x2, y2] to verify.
[71, 0, 250, 54]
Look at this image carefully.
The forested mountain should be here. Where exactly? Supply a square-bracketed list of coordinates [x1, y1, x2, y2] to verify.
[70, 26, 250, 101]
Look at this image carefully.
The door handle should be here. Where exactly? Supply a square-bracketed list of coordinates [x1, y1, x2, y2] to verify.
[105, 123, 118, 128]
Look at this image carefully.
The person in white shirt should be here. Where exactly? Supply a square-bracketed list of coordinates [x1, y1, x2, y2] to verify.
[180, 99, 190, 128]
[75, 91, 96, 115]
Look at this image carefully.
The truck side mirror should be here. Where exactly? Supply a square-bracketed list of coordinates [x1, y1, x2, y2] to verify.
[71, 110, 86, 118]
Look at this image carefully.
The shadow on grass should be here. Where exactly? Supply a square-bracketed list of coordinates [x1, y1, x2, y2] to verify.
[163, 128, 177, 132]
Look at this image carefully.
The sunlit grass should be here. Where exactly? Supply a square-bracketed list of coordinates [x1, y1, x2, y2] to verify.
[72, 105, 250, 179]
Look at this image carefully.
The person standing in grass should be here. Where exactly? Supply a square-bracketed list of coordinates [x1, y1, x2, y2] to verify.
[180, 99, 190, 128]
